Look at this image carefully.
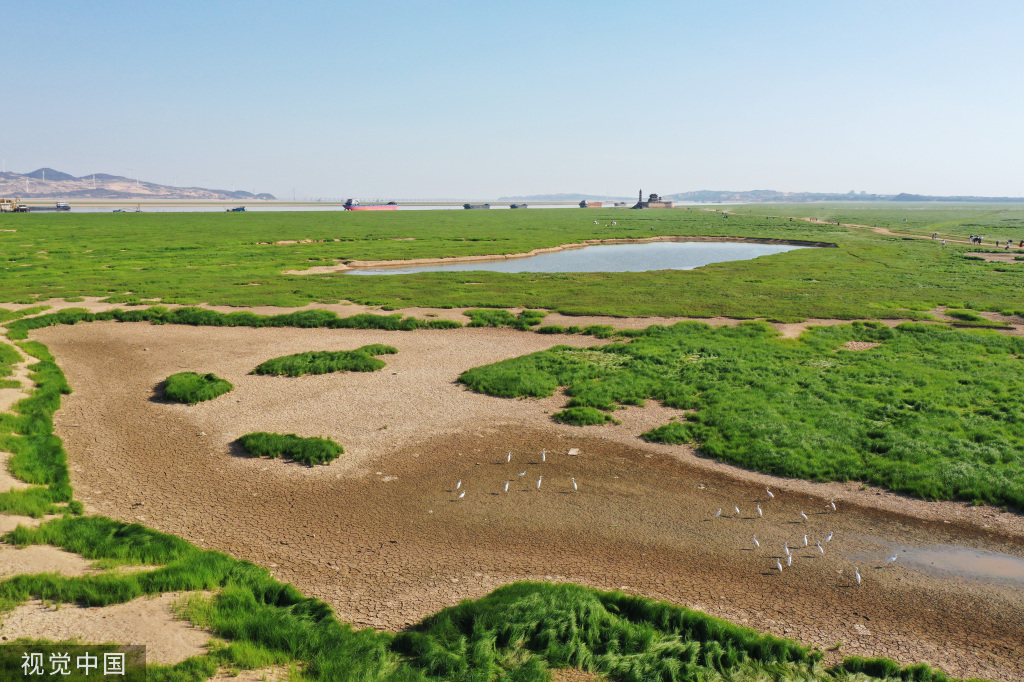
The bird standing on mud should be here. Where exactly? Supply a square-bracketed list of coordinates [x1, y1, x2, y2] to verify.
[504, 481, 510, 493]
[536, 476, 542, 490]
[572, 477, 578, 492]
[766, 487, 774, 499]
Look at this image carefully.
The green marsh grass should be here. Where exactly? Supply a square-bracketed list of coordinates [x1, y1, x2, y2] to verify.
[235, 432, 343, 466]
[253, 345, 397, 377]
[3, 206, 1023, 318]
[461, 321, 1024, 509]
[0, 336, 981, 681]
[162, 372, 233, 404]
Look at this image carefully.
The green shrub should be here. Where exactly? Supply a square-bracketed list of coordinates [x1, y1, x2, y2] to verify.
[552, 407, 612, 426]
[235, 432, 343, 466]
[253, 345, 396, 377]
[162, 373, 233, 404]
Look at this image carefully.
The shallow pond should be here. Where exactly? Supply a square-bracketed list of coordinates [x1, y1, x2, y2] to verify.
[346, 241, 808, 275]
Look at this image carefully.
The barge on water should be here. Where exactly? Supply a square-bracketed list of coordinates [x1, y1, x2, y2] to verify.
[463, 203, 490, 209]
[344, 199, 398, 211]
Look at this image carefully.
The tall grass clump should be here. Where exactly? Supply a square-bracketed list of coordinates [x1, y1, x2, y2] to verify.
[235, 432, 343, 466]
[552, 407, 614, 426]
[162, 372, 233, 404]
[465, 308, 547, 330]
[253, 345, 396, 377]
[462, 320, 1024, 509]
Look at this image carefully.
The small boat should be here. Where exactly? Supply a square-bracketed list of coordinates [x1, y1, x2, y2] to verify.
[55, 202, 70, 211]
[509, 204, 528, 209]
[226, 206, 246, 212]
[463, 203, 490, 209]
[344, 199, 398, 211]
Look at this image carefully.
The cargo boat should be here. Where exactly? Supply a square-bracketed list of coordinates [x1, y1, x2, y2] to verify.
[463, 203, 490, 209]
[344, 199, 398, 211]
[509, 204, 528, 209]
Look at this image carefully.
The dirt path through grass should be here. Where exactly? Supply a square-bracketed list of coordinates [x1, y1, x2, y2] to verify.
[30, 322, 1024, 681]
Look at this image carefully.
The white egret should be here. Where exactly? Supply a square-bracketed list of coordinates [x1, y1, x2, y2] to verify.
[803, 534, 808, 547]
[886, 555, 898, 564]
[816, 541, 824, 555]
[830, 499, 836, 511]
[504, 481, 510, 493]
[825, 532, 833, 543]
[716, 508, 722, 518]
[456, 480, 462, 490]
[786, 554, 792, 567]
[507, 452, 512, 463]
[537, 475, 542, 490]
[518, 471, 526, 477]
[855, 567, 861, 585]
[776, 559, 783, 572]
[766, 487, 774, 499]
[542, 449, 546, 462]
[734, 505, 741, 516]
[757, 504, 763, 517]
[784, 542, 790, 556]
[753, 534, 759, 548]
[572, 477, 578, 492]
[800, 511, 808, 521]
[458, 490, 465, 500]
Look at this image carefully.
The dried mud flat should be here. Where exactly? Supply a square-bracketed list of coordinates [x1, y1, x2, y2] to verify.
[17, 321, 1024, 681]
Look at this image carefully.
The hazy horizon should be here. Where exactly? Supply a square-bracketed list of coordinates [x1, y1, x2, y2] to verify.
[5, 1, 1023, 200]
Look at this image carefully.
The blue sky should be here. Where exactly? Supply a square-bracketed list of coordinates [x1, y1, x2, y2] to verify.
[5, 1, 1024, 199]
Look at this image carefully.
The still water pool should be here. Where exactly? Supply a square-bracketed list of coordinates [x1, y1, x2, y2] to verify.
[346, 241, 808, 275]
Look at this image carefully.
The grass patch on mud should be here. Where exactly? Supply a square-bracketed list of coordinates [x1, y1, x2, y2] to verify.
[162, 372, 233, 404]
[253, 345, 397, 377]
[235, 432, 343, 466]
[461, 320, 1024, 510]
[0, 336, 984, 681]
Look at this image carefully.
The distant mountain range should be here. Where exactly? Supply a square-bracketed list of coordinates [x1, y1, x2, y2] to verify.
[0, 168, 276, 200]
[501, 190, 1024, 203]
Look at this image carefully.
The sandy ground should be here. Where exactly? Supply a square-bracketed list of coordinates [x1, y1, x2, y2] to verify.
[14, 320, 1022, 681]
[0, 594, 212, 664]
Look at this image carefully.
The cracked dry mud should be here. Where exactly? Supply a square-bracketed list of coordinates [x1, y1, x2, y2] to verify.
[27, 322, 1024, 681]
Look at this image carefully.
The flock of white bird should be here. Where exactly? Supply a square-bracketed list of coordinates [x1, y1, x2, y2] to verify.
[453, 449, 578, 500]
[717, 487, 898, 586]
[451, 454, 900, 588]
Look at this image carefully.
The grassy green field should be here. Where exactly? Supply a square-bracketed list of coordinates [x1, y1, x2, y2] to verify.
[2, 204, 1018, 679]
[2, 206, 1024, 319]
